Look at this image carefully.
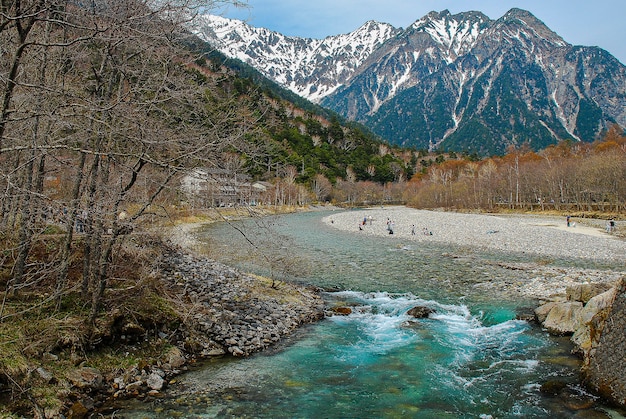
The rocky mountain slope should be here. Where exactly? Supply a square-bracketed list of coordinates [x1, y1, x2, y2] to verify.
[194, 9, 626, 155]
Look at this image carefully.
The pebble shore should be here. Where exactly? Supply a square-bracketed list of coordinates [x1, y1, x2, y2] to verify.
[160, 250, 324, 357]
[73, 224, 325, 413]
[323, 207, 626, 301]
[165, 223, 324, 357]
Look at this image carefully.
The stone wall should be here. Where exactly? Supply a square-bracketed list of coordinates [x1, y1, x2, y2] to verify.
[582, 278, 626, 406]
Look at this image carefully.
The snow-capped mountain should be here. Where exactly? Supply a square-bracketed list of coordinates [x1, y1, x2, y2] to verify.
[194, 15, 399, 102]
[194, 9, 626, 154]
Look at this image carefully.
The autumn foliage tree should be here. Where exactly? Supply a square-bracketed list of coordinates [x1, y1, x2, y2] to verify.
[406, 129, 626, 214]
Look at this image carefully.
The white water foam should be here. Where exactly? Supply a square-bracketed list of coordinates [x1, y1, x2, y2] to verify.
[327, 291, 541, 398]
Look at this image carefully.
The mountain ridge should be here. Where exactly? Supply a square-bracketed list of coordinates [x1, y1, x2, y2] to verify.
[194, 8, 626, 155]
[194, 15, 398, 102]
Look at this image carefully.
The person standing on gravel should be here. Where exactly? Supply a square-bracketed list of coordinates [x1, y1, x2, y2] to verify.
[387, 218, 394, 234]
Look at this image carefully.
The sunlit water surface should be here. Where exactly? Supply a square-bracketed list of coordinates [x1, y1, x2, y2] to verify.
[120, 211, 623, 418]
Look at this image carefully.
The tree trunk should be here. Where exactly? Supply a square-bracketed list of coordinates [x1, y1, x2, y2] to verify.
[56, 152, 86, 310]
[82, 154, 101, 298]
[11, 150, 35, 294]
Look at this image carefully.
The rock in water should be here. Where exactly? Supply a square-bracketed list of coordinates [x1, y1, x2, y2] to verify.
[542, 302, 583, 335]
[406, 306, 435, 318]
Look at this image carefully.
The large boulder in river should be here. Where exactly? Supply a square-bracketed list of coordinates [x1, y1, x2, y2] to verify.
[536, 282, 618, 336]
[331, 306, 352, 315]
[572, 287, 617, 355]
[541, 301, 583, 335]
[534, 301, 559, 323]
[567, 283, 614, 304]
[535, 278, 626, 407]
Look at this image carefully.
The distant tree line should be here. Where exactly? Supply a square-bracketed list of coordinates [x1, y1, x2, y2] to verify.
[403, 127, 626, 214]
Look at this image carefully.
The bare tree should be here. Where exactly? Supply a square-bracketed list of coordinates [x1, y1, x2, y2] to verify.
[0, 0, 252, 329]
[311, 174, 331, 202]
[404, 134, 625, 213]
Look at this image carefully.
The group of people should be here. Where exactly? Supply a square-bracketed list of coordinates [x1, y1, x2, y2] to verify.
[358, 215, 373, 231]
[568, 215, 617, 234]
[411, 224, 433, 235]
[356, 215, 432, 236]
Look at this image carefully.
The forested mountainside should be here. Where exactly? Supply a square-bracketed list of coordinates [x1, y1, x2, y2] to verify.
[188, 46, 414, 186]
[197, 8, 626, 155]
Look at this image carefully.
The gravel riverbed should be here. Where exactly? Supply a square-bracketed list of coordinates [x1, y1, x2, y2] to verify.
[323, 207, 626, 301]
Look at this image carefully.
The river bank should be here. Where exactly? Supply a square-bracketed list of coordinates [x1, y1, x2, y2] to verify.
[116, 208, 626, 418]
[2, 217, 326, 418]
[6, 207, 623, 418]
[323, 207, 626, 301]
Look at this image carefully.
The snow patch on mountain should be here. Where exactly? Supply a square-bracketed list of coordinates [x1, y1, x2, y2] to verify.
[412, 11, 487, 62]
[193, 15, 398, 102]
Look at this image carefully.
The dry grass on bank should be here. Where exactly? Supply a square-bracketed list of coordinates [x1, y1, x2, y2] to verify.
[0, 234, 187, 416]
[0, 205, 311, 417]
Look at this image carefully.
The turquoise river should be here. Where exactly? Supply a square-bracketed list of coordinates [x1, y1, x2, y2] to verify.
[120, 211, 625, 418]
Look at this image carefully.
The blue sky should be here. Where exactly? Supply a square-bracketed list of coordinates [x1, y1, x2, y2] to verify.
[216, 0, 626, 64]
